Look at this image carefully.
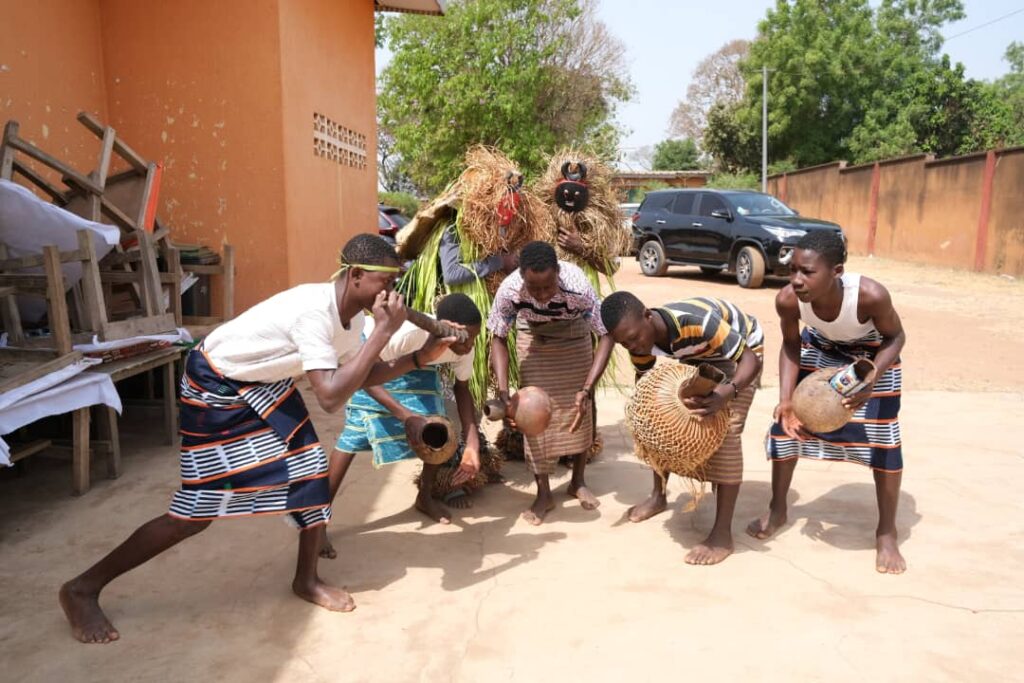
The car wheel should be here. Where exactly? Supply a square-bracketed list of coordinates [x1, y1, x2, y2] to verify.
[699, 266, 722, 277]
[735, 246, 766, 288]
[639, 240, 668, 277]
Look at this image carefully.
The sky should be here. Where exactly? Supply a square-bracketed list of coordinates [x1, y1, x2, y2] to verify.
[376, 1, 1024, 157]
[596, 0, 1024, 153]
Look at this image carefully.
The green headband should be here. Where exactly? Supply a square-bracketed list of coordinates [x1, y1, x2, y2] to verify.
[331, 258, 402, 280]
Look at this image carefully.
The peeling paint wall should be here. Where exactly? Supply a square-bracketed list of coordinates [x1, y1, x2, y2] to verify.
[277, 0, 377, 286]
[987, 149, 1024, 276]
[97, 0, 290, 312]
[0, 0, 109, 188]
[768, 150, 1024, 277]
[3, 0, 381, 313]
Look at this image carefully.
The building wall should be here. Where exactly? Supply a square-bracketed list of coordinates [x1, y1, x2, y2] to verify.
[0, 0, 109, 187]
[986, 149, 1024, 276]
[98, 0, 290, 311]
[277, 0, 377, 285]
[768, 148, 1024, 276]
[832, 165, 873, 256]
[2, 0, 382, 313]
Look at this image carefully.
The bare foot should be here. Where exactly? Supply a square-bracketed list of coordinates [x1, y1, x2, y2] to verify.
[60, 580, 120, 644]
[443, 491, 473, 510]
[876, 532, 906, 574]
[746, 509, 787, 540]
[415, 493, 452, 524]
[685, 532, 734, 565]
[292, 578, 356, 612]
[628, 493, 667, 522]
[567, 483, 601, 510]
[521, 493, 555, 526]
[318, 526, 337, 560]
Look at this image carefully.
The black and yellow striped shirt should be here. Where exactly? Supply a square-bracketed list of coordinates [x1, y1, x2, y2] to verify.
[630, 298, 764, 375]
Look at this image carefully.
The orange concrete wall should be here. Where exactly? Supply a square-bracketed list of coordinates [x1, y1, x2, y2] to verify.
[833, 165, 873, 256]
[910, 156, 984, 268]
[0, 0, 109, 188]
[278, 0, 378, 285]
[986, 149, 1024, 275]
[769, 150, 1024, 276]
[97, 0, 289, 312]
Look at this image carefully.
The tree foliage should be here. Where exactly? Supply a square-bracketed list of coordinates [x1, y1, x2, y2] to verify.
[651, 138, 700, 170]
[669, 39, 749, 148]
[703, 0, 1023, 170]
[377, 0, 632, 194]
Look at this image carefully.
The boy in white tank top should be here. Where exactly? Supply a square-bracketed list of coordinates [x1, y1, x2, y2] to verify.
[748, 231, 908, 574]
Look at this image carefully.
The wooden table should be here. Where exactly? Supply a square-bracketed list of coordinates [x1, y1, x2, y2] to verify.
[75, 345, 185, 494]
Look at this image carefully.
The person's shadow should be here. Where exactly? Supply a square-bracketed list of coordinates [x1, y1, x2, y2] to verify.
[776, 482, 921, 550]
[322, 479, 572, 594]
[609, 478, 920, 557]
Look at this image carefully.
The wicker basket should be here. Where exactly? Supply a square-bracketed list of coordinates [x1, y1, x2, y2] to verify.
[625, 363, 731, 478]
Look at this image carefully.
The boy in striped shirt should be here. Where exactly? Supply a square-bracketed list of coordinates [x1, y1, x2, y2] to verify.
[601, 292, 763, 565]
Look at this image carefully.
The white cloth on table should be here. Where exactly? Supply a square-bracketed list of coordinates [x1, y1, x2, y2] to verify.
[0, 368, 121, 466]
[0, 179, 121, 324]
[72, 328, 193, 353]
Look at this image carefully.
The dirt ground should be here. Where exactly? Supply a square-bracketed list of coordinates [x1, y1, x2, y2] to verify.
[2, 258, 1022, 682]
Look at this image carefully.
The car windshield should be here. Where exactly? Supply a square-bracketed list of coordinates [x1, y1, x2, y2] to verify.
[382, 209, 410, 227]
[728, 193, 796, 217]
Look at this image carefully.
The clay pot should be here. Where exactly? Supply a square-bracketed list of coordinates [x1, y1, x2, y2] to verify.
[792, 359, 877, 433]
[482, 386, 552, 437]
[405, 415, 457, 465]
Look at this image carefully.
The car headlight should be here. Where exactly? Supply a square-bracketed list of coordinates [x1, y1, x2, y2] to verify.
[763, 226, 807, 240]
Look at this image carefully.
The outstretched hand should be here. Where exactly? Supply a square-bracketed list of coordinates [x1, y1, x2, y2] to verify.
[450, 446, 480, 487]
[774, 401, 808, 440]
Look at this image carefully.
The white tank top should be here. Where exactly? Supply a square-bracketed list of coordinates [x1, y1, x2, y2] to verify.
[798, 272, 877, 342]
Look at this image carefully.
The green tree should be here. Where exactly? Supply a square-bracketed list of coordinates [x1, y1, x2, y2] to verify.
[706, 0, 982, 170]
[651, 138, 701, 170]
[974, 42, 1024, 149]
[377, 0, 632, 194]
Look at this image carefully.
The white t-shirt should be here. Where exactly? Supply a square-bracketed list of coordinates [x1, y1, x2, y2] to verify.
[203, 282, 364, 383]
[365, 317, 474, 382]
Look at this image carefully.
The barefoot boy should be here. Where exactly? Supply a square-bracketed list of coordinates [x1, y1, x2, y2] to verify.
[748, 230, 907, 574]
[60, 235, 454, 643]
[320, 293, 484, 559]
[600, 291, 763, 565]
[488, 241, 614, 525]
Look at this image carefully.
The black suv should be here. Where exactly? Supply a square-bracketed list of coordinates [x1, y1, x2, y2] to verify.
[631, 189, 845, 288]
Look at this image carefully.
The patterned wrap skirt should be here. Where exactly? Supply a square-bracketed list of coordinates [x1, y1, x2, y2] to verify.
[335, 367, 464, 468]
[516, 317, 594, 475]
[168, 348, 332, 529]
[766, 327, 903, 472]
[690, 347, 763, 485]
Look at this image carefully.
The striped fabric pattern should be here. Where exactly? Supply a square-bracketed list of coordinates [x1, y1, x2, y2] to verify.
[487, 261, 605, 337]
[169, 349, 332, 528]
[516, 317, 593, 475]
[335, 367, 457, 468]
[630, 298, 764, 375]
[701, 359, 761, 485]
[766, 327, 903, 471]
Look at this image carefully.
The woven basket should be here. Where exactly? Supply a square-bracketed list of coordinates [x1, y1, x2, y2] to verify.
[625, 363, 731, 478]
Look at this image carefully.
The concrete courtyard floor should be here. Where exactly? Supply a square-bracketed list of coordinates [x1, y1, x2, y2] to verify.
[2, 258, 1023, 682]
